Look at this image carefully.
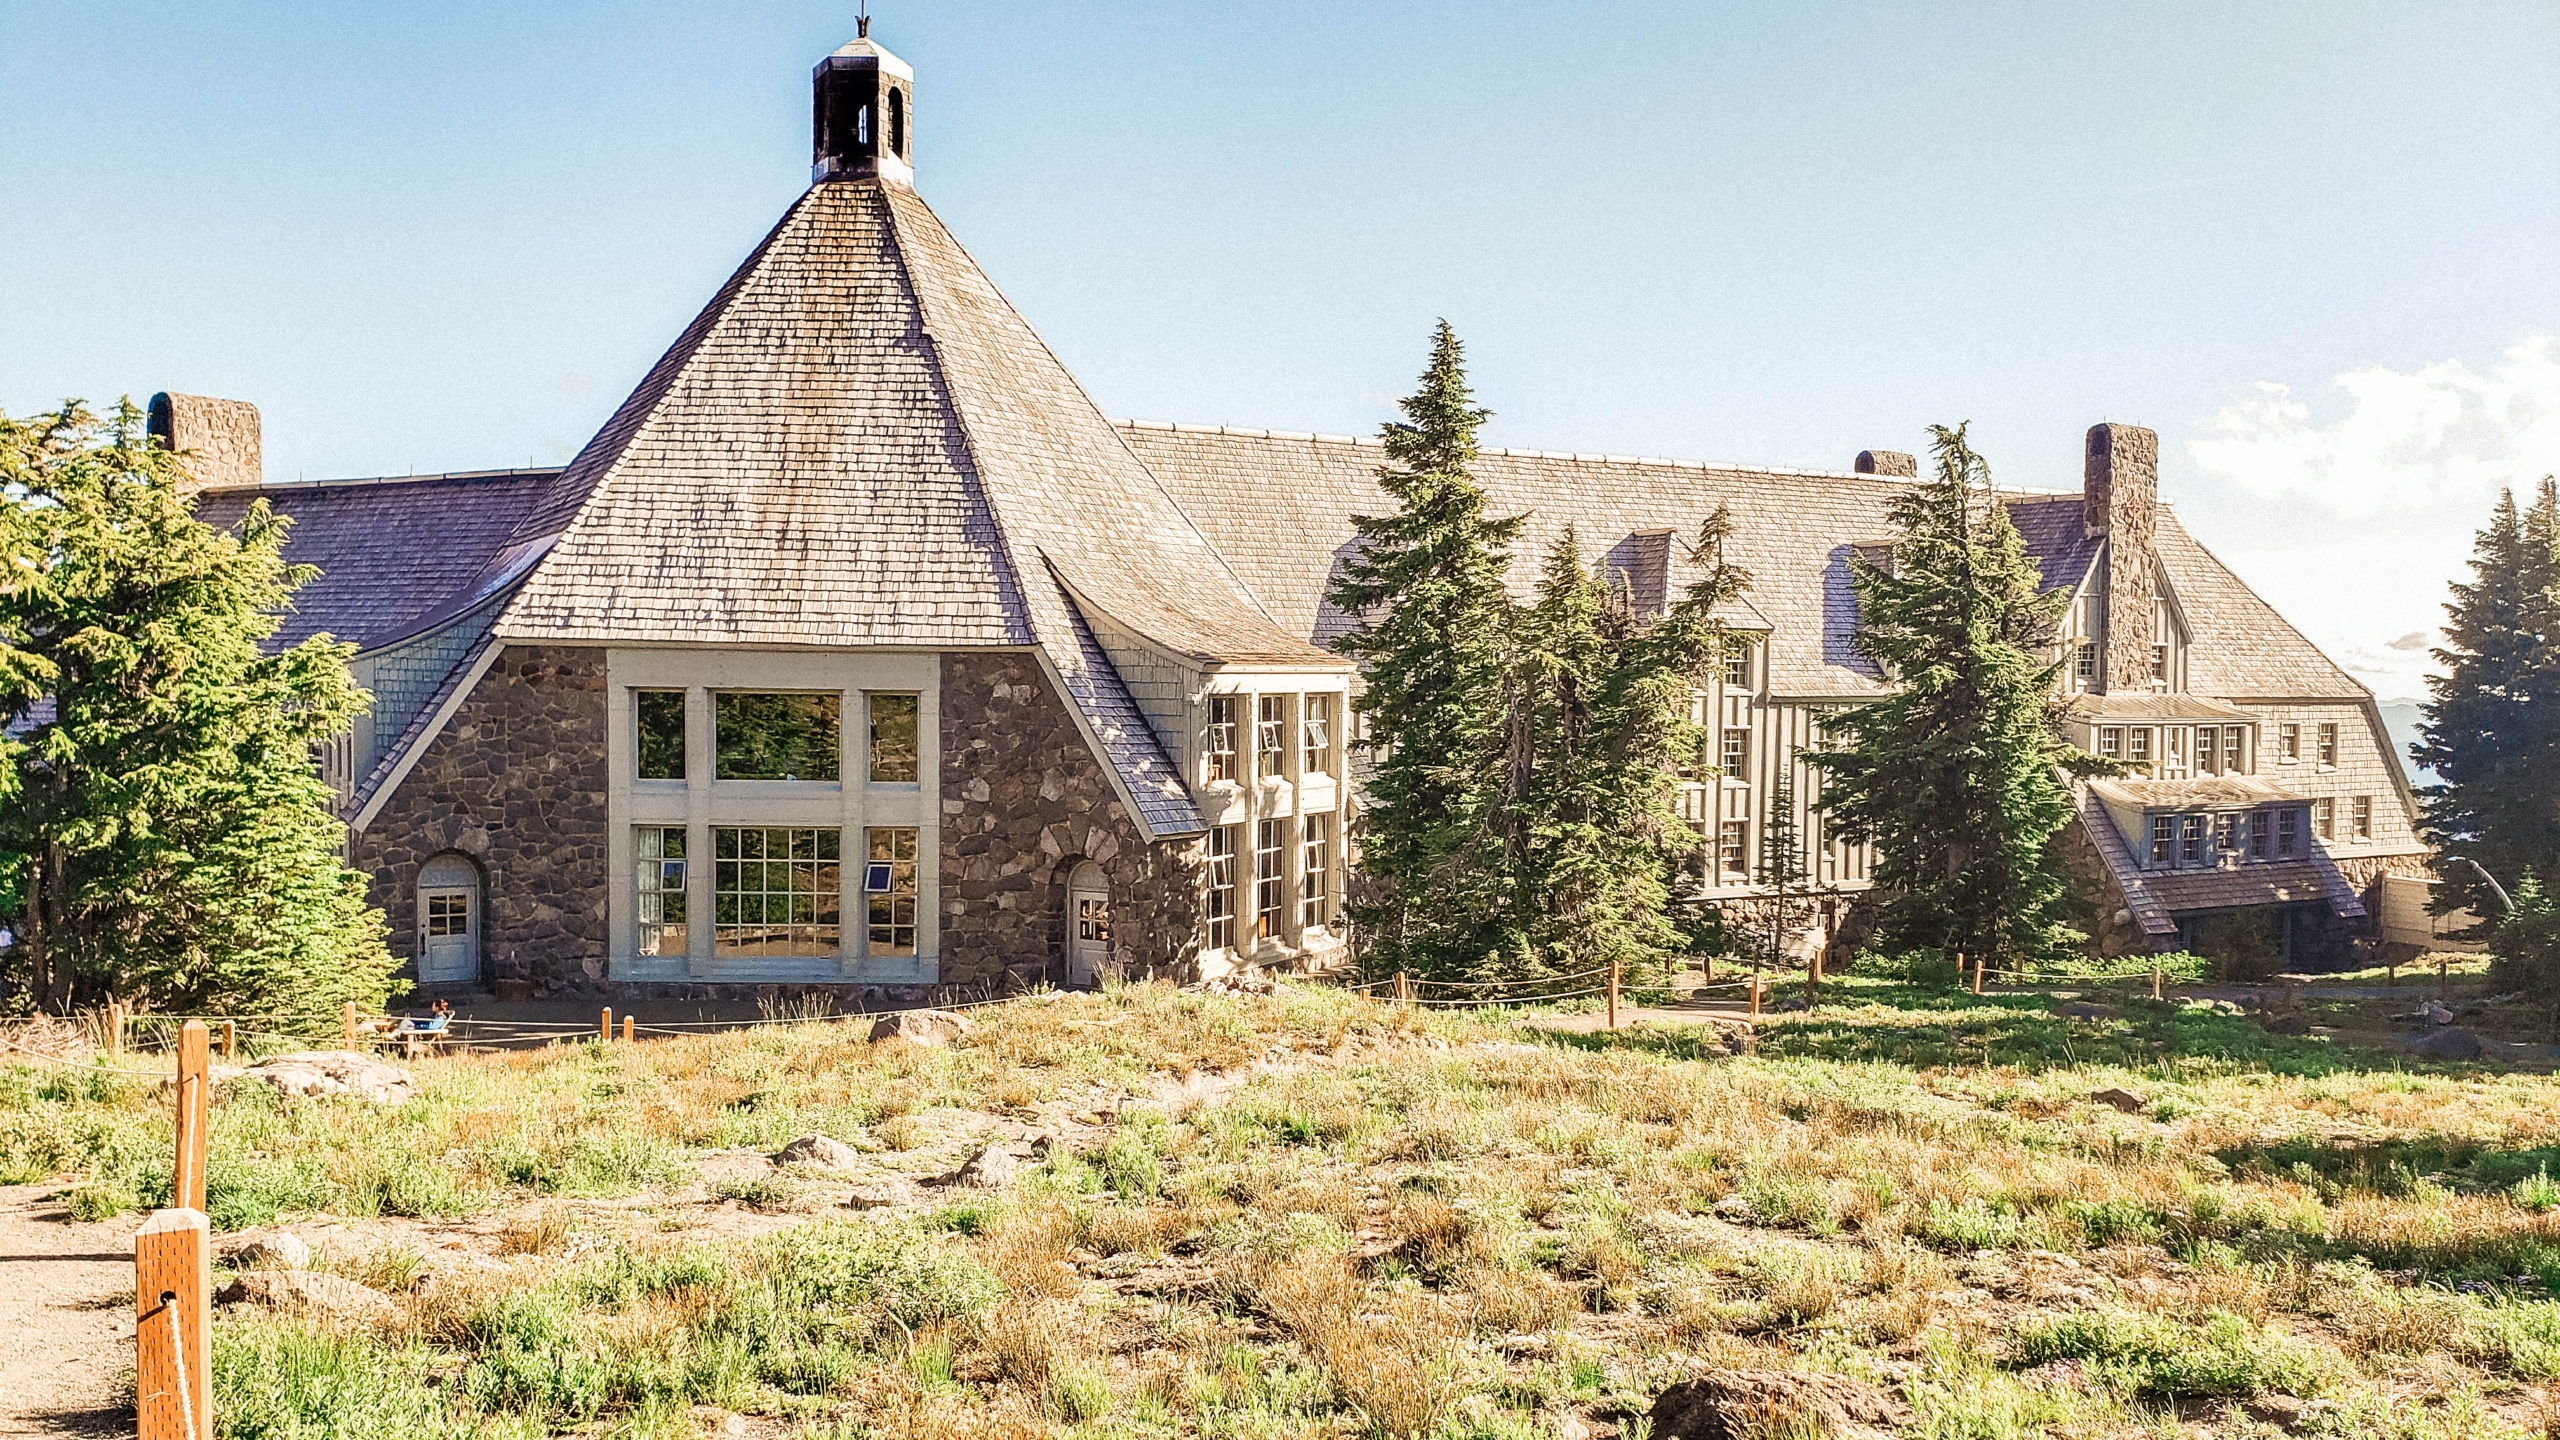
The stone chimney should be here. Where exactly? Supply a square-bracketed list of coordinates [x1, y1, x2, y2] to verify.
[2084, 422, 2159, 691]
[147, 393, 261, 492]
[1854, 449, 1916, 477]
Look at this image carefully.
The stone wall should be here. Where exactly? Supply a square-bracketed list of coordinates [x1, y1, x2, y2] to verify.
[2053, 815, 2155, 959]
[2086, 422, 2160, 693]
[352, 646, 609, 995]
[940, 652, 1202, 987]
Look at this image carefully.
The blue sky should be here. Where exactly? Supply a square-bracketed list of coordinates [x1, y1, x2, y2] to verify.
[4, 1, 2554, 699]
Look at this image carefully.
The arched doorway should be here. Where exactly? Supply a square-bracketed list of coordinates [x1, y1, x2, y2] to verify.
[416, 853, 481, 985]
[1067, 861, 1110, 989]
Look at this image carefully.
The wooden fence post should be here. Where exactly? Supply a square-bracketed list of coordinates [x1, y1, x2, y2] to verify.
[622, 1014, 634, 1043]
[218, 1020, 236, 1062]
[2151, 967, 2163, 1001]
[107, 1001, 125, 1056]
[174, 1022, 210, 1214]
[1606, 960, 1621, 1030]
[136, 1207, 211, 1440]
[1394, 971, 1410, 1004]
[1749, 972, 1762, 1017]
[600, 1006, 613, 1042]
[343, 1001, 359, 1047]
[1809, 945, 1825, 1004]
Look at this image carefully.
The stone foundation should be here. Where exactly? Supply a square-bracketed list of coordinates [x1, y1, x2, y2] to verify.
[2054, 816, 2154, 958]
[938, 652, 1202, 987]
[352, 645, 610, 996]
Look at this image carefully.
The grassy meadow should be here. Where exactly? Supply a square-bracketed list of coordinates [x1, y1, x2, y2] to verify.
[11, 976, 2560, 1438]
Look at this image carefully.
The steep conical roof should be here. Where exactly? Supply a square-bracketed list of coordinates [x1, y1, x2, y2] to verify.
[491, 179, 1314, 666]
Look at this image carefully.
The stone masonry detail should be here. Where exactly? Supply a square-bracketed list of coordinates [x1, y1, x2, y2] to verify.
[2087, 422, 2160, 693]
[940, 651, 1201, 987]
[352, 646, 609, 994]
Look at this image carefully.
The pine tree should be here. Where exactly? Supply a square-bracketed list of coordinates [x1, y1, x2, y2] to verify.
[1756, 755, 1810, 972]
[1806, 424, 2086, 969]
[2417, 480, 2560, 923]
[1327, 324, 1523, 977]
[0, 399, 395, 1022]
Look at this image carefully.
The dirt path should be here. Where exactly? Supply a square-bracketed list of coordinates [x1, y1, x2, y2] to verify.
[0, 1185, 132, 1437]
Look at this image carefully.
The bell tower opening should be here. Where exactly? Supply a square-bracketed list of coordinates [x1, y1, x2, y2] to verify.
[812, 24, 914, 187]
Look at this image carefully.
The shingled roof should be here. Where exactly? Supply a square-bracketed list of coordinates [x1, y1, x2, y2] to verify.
[192, 469, 557, 651]
[1117, 423, 2369, 703]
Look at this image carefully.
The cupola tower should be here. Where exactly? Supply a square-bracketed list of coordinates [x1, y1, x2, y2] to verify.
[812, 22, 913, 187]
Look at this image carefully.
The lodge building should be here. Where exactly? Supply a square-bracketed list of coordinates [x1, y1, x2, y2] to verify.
[159, 32, 2432, 998]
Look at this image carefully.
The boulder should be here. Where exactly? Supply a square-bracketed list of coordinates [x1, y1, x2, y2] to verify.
[233, 1051, 416, 1104]
[2053, 1001, 2117, 1020]
[867, 1009, 973, 1047]
[2261, 1013, 2314, 1036]
[222, 1233, 312, 1271]
[2087, 1088, 2145, 1114]
[1646, 1368, 1909, 1440]
[2410, 1027, 2483, 1060]
[772, 1135, 862, 1170]
[844, 1178, 916, 1211]
[946, 1143, 1018, 1190]
[215, 1270, 397, 1325]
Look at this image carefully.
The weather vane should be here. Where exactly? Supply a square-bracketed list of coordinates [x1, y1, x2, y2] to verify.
[858, 1, 870, 38]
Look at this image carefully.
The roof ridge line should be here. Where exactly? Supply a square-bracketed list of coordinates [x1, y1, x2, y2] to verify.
[197, 467, 563, 494]
[1108, 417, 2001, 484]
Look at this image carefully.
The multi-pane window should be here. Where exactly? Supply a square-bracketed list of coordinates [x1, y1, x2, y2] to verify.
[426, 892, 470, 937]
[2214, 812, 2238, 856]
[2151, 644, 2169, 681]
[2223, 727, 2244, 774]
[2280, 723, 2300, 761]
[1678, 784, 1711, 832]
[1302, 695, 1335, 777]
[1205, 697, 1240, 784]
[864, 827, 918, 956]
[1205, 825, 1239, 949]
[867, 693, 920, 783]
[1723, 642, 1752, 689]
[2249, 811, 2270, 860]
[1718, 820, 1749, 877]
[636, 827, 687, 956]
[715, 692, 840, 781]
[2180, 814, 2205, 865]
[2317, 723, 2338, 767]
[2314, 797, 2335, 840]
[1721, 728, 1749, 778]
[1255, 819, 1287, 941]
[713, 826, 840, 956]
[1300, 812, 1333, 929]
[2195, 727, 2219, 776]
[2074, 642, 2097, 682]
[2163, 726, 2189, 778]
[2099, 727, 2123, 761]
[636, 691, 687, 780]
[2277, 808, 2299, 857]
[2150, 815, 2174, 865]
[1257, 696, 1288, 779]
[2353, 795, 2373, 840]
[2128, 728, 2153, 768]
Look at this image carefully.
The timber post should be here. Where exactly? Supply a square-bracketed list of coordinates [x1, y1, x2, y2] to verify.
[107, 1001, 125, 1056]
[622, 1014, 634, 1043]
[342, 1001, 358, 1047]
[174, 1022, 210, 1214]
[600, 1007, 613, 1042]
[136, 1208, 212, 1440]
[218, 1020, 236, 1061]
[1394, 971, 1410, 1004]
[1606, 960, 1621, 1030]
[1749, 972, 1762, 1017]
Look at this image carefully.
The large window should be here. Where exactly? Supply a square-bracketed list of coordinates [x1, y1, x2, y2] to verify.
[2099, 727, 2123, 761]
[1257, 696, 1288, 780]
[1255, 819, 1287, 941]
[867, 693, 919, 783]
[1718, 819, 1748, 878]
[864, 827, 918, 956]
[636, 691, 687, 780]
[1301, 813, 1333, 929]
[2128, 728, 2152, 769]
[2248, 811, 2270, 860]
[715, 693, 840, 782]
[2073, 642, 2096, 682]
[2314, 797, 2335, 840]
[2280, 723, 2300, 761]
[2163, 726, 2189, 778]
[2317, 723, 2338, 768]
[2180, 814, 2205, 865]
[2353, 796, 2373, 840]
[2222, 727, 2245, 774]
[2277, 807, 2299, 857]
[1206, 697, 1240, 784]
[1721, 728, 1749, 778]
[713, 826, 840, 956]
[636, 827, 687, 956]
[1302, 695, 1335, 777]
[2150, 815, 2174, 865]
[1205, 825, 1239, 950]
[1724, 642, 1753, 689]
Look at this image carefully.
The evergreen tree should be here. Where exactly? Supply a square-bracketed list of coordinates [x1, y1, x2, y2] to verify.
[2488, 873, 2560, 1042]
[2418, 480, 2560, 922]
[1327, 324, 1523, 977]
[0, 399, 395, 1021]
[1755, 753, 1810, 973]
[1806, 424, 2087, 968]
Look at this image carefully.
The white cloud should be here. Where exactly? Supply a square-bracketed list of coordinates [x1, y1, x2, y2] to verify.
[2189, 335, 2560, 517]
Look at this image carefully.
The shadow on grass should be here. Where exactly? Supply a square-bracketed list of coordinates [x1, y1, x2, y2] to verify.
[1538, 974, 2448, 1078]
[2220, 1134, 2560, 1197]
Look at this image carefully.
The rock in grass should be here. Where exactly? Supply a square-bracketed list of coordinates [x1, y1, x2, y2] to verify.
[234, 1051, 416, 1104]
[2261, 1013, 2314, 1036]
[947, 1143, 1017, 1190]
[843, 1179, 914, 1211]
[2088, 1088, 2145, 1113]
[867, 1009, 973, 1046]
[2054, 1001, 2117, 1020]
[772, 1134, 861, 1169]
[2410, 1026, 2483, 1060]
[222, 1233, 311, 1271]
[1646, 1368, 1908, 1440]
[215, 1270, 397, 1325]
